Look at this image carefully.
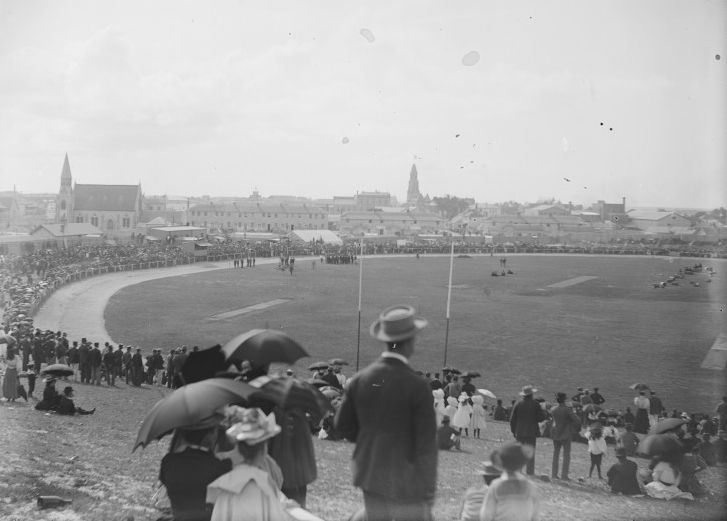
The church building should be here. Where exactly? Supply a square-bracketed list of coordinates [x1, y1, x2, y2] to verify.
[55, 154, 143, 238]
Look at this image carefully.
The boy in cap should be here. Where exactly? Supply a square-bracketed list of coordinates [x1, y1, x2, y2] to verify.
[336, 304, 437, 521]
[606, 447, 641, 495]
[459, 461, 501, 521]
[437, 416, 462, 451]
[479, 442, 539, 521]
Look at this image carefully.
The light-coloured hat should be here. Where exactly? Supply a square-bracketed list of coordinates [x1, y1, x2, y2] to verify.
[369, 305, 427, 342]
[225, 407, 281, 445]
[475, 460, 502, 477]
[519, 385, 537, 396]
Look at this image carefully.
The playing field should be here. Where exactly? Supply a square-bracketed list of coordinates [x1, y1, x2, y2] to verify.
[105, 254, 726, 413]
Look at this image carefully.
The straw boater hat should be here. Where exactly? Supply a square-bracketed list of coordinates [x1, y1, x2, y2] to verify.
[475, 460, 503, 477]
[519, 385, 537, 396]
[369, 305, 428, 342]
[492, 442, 534, 473]
[225, 407, 281, 445]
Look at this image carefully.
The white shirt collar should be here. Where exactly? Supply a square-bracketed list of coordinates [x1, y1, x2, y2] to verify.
[381, 351, 409, 365]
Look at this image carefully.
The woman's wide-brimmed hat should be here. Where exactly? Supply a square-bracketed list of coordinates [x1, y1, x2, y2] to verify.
[492, 442, 534, 472]
[225, 406, 281, 445]
[369, 305, 428, 342]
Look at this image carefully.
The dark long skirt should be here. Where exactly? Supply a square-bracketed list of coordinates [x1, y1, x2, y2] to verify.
[634, 408, 650, 434]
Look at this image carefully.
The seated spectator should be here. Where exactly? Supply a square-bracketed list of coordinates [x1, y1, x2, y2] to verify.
[56, 386, 95, 415]
[459, 461, 501, 521]
[606, 447, 642, 495]
[492, 399, 508, 421]
[206, 407, 295, 520]
[160, 423, 232, 521]
[34, 377, 61, 411]
[437, 416, 461, 451]
[699, 433, 717, 466]
[679, 444, 708, 497]
[644, 456, 693, 501]
[617, 423, 639, 457]
[713, 430, 727, 463]
[479, 442, 539, 521]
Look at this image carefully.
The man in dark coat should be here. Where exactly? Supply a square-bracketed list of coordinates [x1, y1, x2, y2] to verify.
[78, 339, 90, 384]
[89, 342, 103, 385]
[336, 304, 437, 521]
[320, 366, 342, 390]
[131, 348, 145, 386]
[550, 392, 582, 480]
[510, 384, 546, 475]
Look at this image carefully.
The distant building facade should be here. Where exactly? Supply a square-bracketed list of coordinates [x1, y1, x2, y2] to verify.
[187, 201, 326, 233]
[54, 154, 143, 238]
[339, 208, 442, 236]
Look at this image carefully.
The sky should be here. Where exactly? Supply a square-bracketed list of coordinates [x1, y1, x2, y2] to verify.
[0, 0, 725, 209]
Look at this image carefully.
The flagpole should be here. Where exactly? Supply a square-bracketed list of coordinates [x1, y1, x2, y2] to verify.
[356, 237, 364, 371]
[443, 233, 455, 367]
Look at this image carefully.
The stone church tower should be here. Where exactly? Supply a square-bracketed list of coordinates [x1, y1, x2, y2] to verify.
[56, 153, 74, 224]
[406, 164, 423, 205]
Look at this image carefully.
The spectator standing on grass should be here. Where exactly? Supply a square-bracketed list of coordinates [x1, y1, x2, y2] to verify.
[68, 341, 79, 382]
[89, 342, 102, 386]
[336, 304, 437, 521]
[131, 348, 145, 386]
[716, 396, 727, 431]
[445, 375, 463, 401]
[509, 385, 545, 476]
[113, 345, 124, 379]
[172, 346, 188, 388]
[102, 345, 115, 386]
[478, 442, 539, 521]
[493, 400, 507, 421]
[550, 392, 581, 481]
[649, 391, 664, 427]
[123, 345, 132, 384]
[617, 423, 639, 457]
[458, 461, 501, 521]
[2, 348, 19, 402]
[633, 391, 650, 434]
[160, 424, 232, 521]
[590, 387, 605, 406]
[586, 425, 607, 479]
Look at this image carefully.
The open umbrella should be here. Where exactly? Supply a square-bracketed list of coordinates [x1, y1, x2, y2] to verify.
[649, 418, 689, 435]
[306, 378, 330, 388]
[250, 377, 333, 423]
[462, 371, 481, 378]
[41, 364, 74, 377]
[221, 329, 308, 367]
[182, 344, 227, 384]
[637, 434, 683, 457]
[443, 367, 461, 375]
[477, 388, 497, 399]
[328, 358, 349, 366]
[629, 383, 650, 391]
[308, 361, 330, 371]
[133, 378, 261, 451]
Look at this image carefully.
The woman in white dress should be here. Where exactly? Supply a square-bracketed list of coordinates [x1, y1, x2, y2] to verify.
[207, 407, 295, 521]
[433, 389, 446, 426]
[469, 394, 487, 439]
[453, 393, 473, 437]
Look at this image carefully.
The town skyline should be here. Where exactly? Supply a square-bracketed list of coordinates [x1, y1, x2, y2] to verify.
[1, 1, 724, 209]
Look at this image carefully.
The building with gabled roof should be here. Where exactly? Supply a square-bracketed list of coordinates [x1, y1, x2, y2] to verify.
[54, 154, 143, 238]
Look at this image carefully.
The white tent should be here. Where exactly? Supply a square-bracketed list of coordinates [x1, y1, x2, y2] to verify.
[287, 229, 342, 245]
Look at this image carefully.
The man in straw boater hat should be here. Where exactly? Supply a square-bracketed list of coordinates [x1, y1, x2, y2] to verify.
[336, 304, 438, 521]
[509, 385, 546, 476]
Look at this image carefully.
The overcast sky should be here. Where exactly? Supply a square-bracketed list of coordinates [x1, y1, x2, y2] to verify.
[1, 0, 724, 208]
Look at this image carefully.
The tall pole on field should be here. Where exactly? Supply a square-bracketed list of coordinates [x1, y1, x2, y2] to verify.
[356, 237, 364, 371]
[443, 233, 455, 367]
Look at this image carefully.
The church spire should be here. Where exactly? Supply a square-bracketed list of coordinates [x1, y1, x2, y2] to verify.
[406, 163, 422, 205]
[60, 153, 72, 188]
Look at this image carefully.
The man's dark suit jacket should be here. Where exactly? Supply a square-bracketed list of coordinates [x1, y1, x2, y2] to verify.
[550, 404, 581, 441]
[335, 356, 437, 502]
[510, 396, 545, 438]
